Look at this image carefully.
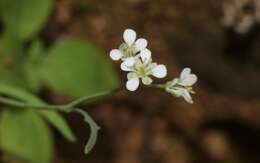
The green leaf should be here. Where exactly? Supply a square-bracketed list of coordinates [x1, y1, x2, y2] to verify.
[23, 40, 45, 92]
[41, 38, 119, 98]
[0, 30, 23, 61]
[0, 68, 28, 89]
[0, 32, 42, 92]
[39, 111, 76, 142]
[0, 83, 76, 142]
[0, 0, 53, 40]
[0, 32, 29, 89]
[0, 109, 53, 163]
[27, 40, 44, 63]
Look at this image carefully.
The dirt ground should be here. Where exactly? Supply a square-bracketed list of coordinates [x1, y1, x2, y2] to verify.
[41, 0, 260, 162]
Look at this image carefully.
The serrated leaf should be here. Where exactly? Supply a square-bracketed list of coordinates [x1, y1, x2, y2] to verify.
[0, 109, 53, 163]
[41, 38, 119, 98]
[0, 0, 53, 40]
[0, 83, 76, 142]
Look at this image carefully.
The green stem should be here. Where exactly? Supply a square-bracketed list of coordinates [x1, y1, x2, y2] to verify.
[0, 96, 67, 111]
[0, 88, 121, 113]
[150, 83, 165, 89]
[0, 88, 122, 154]
[66, 88, 121, 108]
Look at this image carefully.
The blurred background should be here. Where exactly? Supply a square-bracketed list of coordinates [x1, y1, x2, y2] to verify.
[1, 0, 260, 163]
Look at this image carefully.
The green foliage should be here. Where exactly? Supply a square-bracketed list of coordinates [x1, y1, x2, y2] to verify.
[0, 30, 23, 60]
[23, 40, 45, 92]
[0, 0, 120, 160]
[0, 83, 76, 142]
[0, 0, 53, 40]
[0, 30, 27, 90]
[0, 68, 28, 89]
[0, 109, 53, 163]
[41, 38, 119, 98]
[40, 111, 76, 142]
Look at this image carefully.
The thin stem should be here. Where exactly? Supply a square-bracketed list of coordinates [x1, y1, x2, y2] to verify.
[0, 88, 122, 155]
[0, 96, 67, 111]
[66, 88, 121, 108]
[150, 83, 165, 89]
[0, 88, 122, 113]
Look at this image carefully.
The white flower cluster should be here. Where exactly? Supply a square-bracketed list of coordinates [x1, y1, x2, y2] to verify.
[110, 29, 197, 104]
[110, 29, 167, 91]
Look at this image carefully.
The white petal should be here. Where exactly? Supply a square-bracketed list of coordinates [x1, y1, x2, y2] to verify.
[181, 90, 193, 104]
[124, 57, 135, 67]
[110, 49, 123, 61]
[173, 88, 193, 104]
[134, 38, 148, 52]
[123, 29, 136, 45]
[126, 78, 140, 91]
[180, 68, 191, 80]
[179, 68, 197, 86]
[179, 74, 198, 86]
[152, 64, 167, 78]
[120, 62, 133, 71]
[140, 49, 151, 62]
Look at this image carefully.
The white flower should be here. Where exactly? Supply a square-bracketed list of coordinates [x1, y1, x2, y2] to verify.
[165, 68, 197, 104]
[122, 50, 167, 91]
[179, 68, 198, 87]
[109, 29, 148, 67]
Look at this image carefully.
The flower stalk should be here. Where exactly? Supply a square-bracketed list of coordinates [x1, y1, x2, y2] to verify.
[0, 88, 121, 154]
[110, 28, 198, 103]
[0, 89, 120, 112]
